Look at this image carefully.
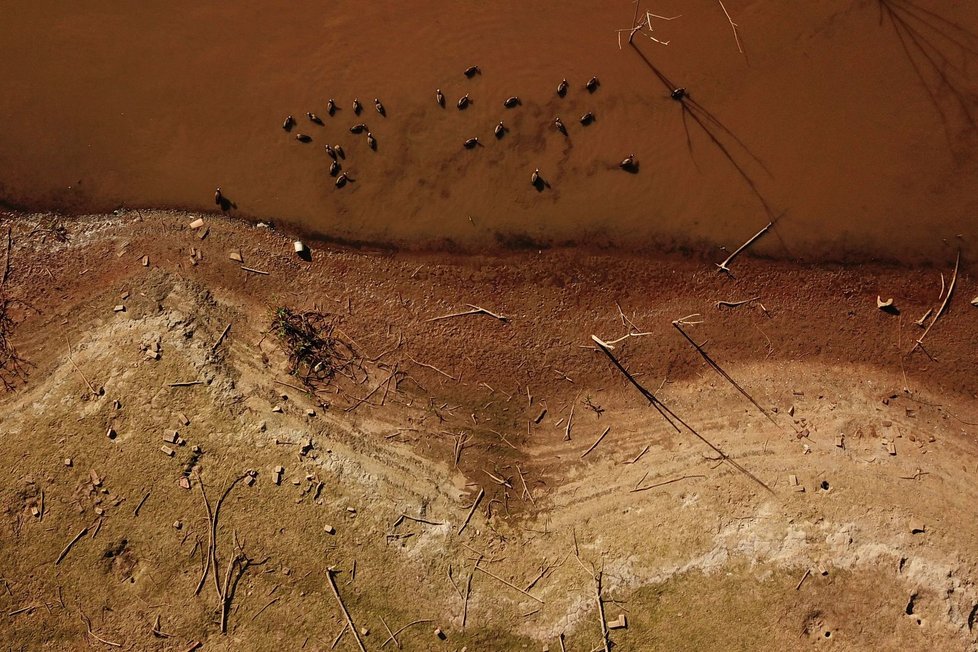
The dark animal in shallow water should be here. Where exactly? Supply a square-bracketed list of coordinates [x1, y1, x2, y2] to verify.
[579, 112, 594, 126]
[214, 187, 223, 206]
[557, 79, 568, 97]
[494, 122, 505, 138]
[335, 172, 350, 188]
[554, 116, 566, 134]
[503, 96, 520, 108]
[671, 87, 687, 101]
[329, 160, 340, 176]
[325, 144, 337, 160]
[326, 99, 337, 115]
[374, 98, 385, 116]
[463, 137, 480, 149]
[586, 76, 599, 92]
[283, 115, 295, 131]
[296, 133, 312, 142]
[334, 144, 345, 159]
[464, 65, 481, 78]
[350, 123, 367, 134]
[530, 168, 540, 185]
[619, 154, 636, 170]
[307, 112, 323, 125]
[435, 89, 445, 107]
[457, 94, 470, 110]
[353, 98, 362, 115]
[366, 132, 376, 150]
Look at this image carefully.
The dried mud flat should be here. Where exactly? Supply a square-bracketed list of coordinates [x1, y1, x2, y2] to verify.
[0, 211, 976, 651]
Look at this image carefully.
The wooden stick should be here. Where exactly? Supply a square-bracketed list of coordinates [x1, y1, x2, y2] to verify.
[395, 513, 444, 527]
[457, 487, 484, 536]
[382, 620, 434, 647]
[134, 491, 150, 517]
[564, 399, 576, 441]
[715, 296, 759, 309]
[380, 615, 399, 648]
[193, 475, 214, 597]
[913, 251, 959, 353]
[1, 226, 10, 287]
[330, 623, 348, 649]
[81, 611, 122, 647]
[715, 222, 772, 274]
[516, 465, 535, 504]
[250, 597, 278, 622]
[345, 366, 399, 412]
[426, 304, 508, 323]
[475, 564, 545, 604]
[594, 571, 610, 652]
[672, 321, 779, 428]
[55, 527, 88, 564]
[463, 565, 474, 629]
[558, 633, 567, 652]
[592, 335, 773, 493]
[326, 569, 367, 652]
[407, 356, 456, 381]
[168, 381, 203, 387]
[717, 0, 744, 54]
[794, 568, 811, 591]
[211, 322, 232, 352]
[240, 266, 269, 275]
[623, 445, 650, 465]
[631, 474, 705, 492]
[581, 427, 611, 458]
[8, 604, 36, 616]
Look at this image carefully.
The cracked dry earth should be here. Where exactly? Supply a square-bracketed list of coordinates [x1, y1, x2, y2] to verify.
[1, 211, 978, 651]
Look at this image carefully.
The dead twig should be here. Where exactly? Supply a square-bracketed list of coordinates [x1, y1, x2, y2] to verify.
[426, 304, 508, 323]
[80, 611, 122, 647]
[326, 569, 367, 652]
[631, 474, 705, 492]
[55, 527, 88, 564]
[715, 222, 772, 274]
[581, 427, 611, 458]
[211, 322, 232, 352]
[912, 251, 959, 354]
[382, 620, 434, 648]
[715, 296, 759, 309]
[717, 0, 744, 54]
[594, 570, 611, 652]
[457, 487, 485, 536]
[474, 564, 545, 604]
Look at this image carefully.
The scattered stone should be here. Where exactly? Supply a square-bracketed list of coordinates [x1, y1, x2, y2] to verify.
[835, 434, 845, 448]
[113, 304, 126, 313]
[324, 524, 335, 535]
[198, 226, 209, 240]
[90, 469, 102, 486]
[141, 255, 149, 266]
[887, 441, 897, 456]
[272, 406, 283, 413]
[95, 507, 105, 516]
[64, 458, 72, 467]
[106, 428, 117, 440]
[306, 408, 316, 417]
[174, 520, 183, 529]
[911, 522, 926, 534]
[179, 477, 191, 490]
[146, 350, 160, 360]
[258, 421, 267, 432]
[360, 627, 369, 637]
[191, 445, 201, 453]
[607, 614, 628, 630]
[294, 240, 309, 255]
[273, 466, 284, 485]
[176, 412, 190, 426]
[882, 420, 892, 427]
[161, 445, 176, 457]
[112, 399, 122, 410]
[120, 291, 129, 300]
[788, 405, 795, 417]
[434, 628, 446, 640]
[31, 505, 40, 518]
[229, 251, 243, 262]
[300, 438, 313, 455]
[163, 430, 179, 444]
[189, 218, 204, 229]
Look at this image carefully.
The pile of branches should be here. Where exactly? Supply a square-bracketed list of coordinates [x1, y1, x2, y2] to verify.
[270, 308, 361, 390]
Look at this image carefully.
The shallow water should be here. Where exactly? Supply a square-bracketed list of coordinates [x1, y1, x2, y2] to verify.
[2, 0, 977, 262]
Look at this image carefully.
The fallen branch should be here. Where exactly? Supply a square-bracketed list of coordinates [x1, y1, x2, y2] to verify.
[631, 474, 705, 492]
[381, 619, 434, 648]
[594, 571, 611, 652]
[913, 251, 959, 354]
[345, 365, 400, 412]
[168, 381, 203, 387]
[715, 296, 759, 309]
[380, 615, 399, 648]
[715, 222, 772, 274]
[240, 266, 269, 275]
[672, 321, 779, 428]
[457, 487, 484, 536]
[326, 569, 367, 652]
[581, 427, 611, 458]
[394, 513, 444, 527]
[592, 335, 773, 493]
[426, 304, 508, 323]
[474, 564, 545, 604]
[407, 356, 456, 381]
[211, 322, 232, 352]
[717, 0, 744, 54]
[81, 611, 122, 647]
[55, 527, 88, 564]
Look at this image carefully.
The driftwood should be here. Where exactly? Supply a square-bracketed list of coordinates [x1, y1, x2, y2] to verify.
[457, 487, 484, 536]
[716, 222, 772, 274]
[592, 335, 773, 493]
[326, 569, 367, 652]
[55, 527, 88, 564]
[912, 251, 959, 354]
[426, 304, 508, 323]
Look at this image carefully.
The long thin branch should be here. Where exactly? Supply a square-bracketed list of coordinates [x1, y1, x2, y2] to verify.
[913, 251, 959, 353]
[326, 570, 367, 652]
[716, 222, 771, 274]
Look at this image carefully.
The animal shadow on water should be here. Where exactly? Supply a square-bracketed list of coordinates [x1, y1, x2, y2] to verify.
[621, 161, 640, 174]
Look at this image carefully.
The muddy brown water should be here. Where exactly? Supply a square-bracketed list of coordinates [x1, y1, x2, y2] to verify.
[2, 1, 977, 263]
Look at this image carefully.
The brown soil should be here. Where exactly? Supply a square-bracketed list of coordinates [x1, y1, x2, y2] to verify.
[2, 2, 978, 262]
[1, 211, 977, 650]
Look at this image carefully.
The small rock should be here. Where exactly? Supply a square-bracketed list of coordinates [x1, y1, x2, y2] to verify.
[910, 522, 926, 534]
[178, 477, 191, 490]
[174, 520, 183, 529]
[113, 305, 126, 313]
[189, 218, 204, 229]
[306, 408, 316, 417]
[229, 251, 243, 263]
[324, 524, 335, 535]
[161, 445, 176, 457]
[360, 627, 369, 636]
[163, 430, 179, 444]
[94, 507, 104, 516]
[176, 412, 190, 426]
[835, 435, 845, 448]
[90, 469, 102, 486]
[106, 428, 117, 440]
[141, 255, 149, 267]
[788, 405, 795, 417]
[64, 458, 72, 467]
[434, 627, 446, 640]
[882, 420, 892, 427]
[272, 406, 283, 413]
[607, 614, 628, 630]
